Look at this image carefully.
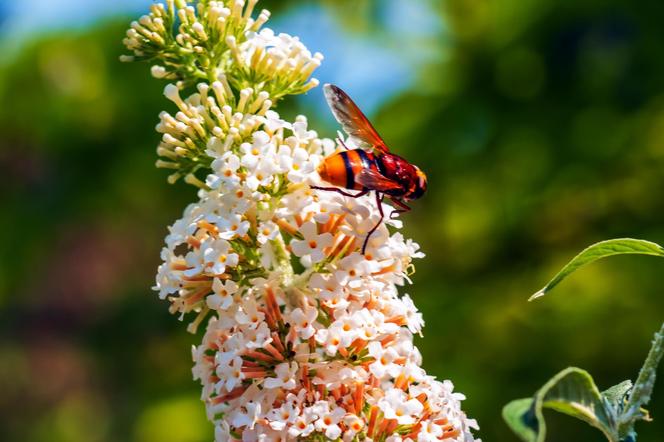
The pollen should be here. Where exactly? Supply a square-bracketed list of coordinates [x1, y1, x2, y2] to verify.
[308, 240, 317, 248]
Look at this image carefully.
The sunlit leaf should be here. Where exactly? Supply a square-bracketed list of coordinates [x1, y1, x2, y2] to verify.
[503, 367, 618, 442]
[530, 239, 664, 301]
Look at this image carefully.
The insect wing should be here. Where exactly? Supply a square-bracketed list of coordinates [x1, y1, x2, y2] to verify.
[355, 168, 402, 192]
[324, 84, 389, 154]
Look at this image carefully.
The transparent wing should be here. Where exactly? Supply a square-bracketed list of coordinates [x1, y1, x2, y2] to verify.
[324, 84, 389, 154]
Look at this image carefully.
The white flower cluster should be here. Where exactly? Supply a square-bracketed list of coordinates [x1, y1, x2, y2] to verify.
[155, 114, 479, 440]
[126, 1, 478, 440]
[227, 28, 323, 98]
[156, 78, 272, 182]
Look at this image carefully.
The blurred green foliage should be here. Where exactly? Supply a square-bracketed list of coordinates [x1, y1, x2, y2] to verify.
[1, 1, 664, 441]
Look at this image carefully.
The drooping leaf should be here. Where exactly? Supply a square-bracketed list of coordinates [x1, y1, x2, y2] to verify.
[530, 239, 664, 301]
[503, 367, 618, 442]
[502, 398, 539, 442]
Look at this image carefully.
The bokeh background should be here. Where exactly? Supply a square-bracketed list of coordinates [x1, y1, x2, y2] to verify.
[2, 0, 664, 441]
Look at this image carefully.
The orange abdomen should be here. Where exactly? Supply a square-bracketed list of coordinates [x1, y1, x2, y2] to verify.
[318, 150, 378, 190]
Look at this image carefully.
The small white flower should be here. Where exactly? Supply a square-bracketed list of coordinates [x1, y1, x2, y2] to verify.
[202, 239, 239, 275]
[207, 278, 239, 310]
[256, 221, 279, 244]
[417, 421, 444, 441]
[215, 352, 244, 393]
[315, 327, 348, 356]
[290, 307, 318, 339]
[244, 322, 273, 349]
[368, 341, 400, 378]
[267, 400, 299, 431]
[330, 315, 360, 346]
[240, 132, 274, 170]
[399, 294, 425, 334]
[290, 221, 333, 266]
[343, 414, 365, 436]
[334, 252, 379, 289]
[263, 110, 292, 132]
[235, 298, 265, 330]
[310, 273, 349, 312]
[230, 400, 262, 430]
[245, 158, 278, 190]
[217, 213, 250, 240]
[264, 362, 298, 390]
[287, 407, 317, 438]
[208, 152, 241, 189]
[378, 389, 424, 425]
[278, 145, 316, 183]
[313, 402, 346, 439]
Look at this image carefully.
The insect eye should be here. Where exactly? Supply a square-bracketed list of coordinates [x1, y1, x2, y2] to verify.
[409, 170, 427, 200]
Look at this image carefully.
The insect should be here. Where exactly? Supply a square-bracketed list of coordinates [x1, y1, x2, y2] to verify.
[312, 84, 428, 254]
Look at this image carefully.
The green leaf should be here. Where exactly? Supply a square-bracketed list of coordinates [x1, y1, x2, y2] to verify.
[530, 239, 664, 301]
[503, 367, 618, 442]
[602, 380, 632, 412]
[503, 398, 538, 442]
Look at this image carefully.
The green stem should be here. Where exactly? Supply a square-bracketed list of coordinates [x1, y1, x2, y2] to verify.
[618, 321, 664, 437]
[271, 236, 294, 287]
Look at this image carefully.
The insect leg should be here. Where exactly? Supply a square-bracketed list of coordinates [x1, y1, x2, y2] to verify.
[310, 186, 369, 198]
[389, 198, 411, 219]
[362, 192, 385, 254]
[336, 131, 349, 150]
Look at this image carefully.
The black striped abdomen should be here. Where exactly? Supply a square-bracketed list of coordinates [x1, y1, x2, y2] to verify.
[317, 149, 379, 190]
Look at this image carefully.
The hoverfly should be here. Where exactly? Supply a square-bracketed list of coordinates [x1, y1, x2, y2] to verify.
[312, 84, 428, 254]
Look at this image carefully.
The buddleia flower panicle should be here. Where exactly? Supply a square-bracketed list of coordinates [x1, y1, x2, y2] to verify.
[124, 1, 479, 440]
